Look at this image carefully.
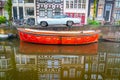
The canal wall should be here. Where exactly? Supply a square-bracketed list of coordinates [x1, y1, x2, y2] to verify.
[1, 24, 120, 40]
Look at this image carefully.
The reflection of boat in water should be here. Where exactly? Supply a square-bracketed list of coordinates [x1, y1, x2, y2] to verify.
[19, 41, 98, 55]
[17, 28, 100, 45]
[102, 38, 120, 43]
[102, 31, 120, 43]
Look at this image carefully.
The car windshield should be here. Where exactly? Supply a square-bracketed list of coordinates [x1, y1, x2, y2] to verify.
[52, 15, 70, 18]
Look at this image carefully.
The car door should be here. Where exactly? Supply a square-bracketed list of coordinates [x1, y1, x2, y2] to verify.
[60, 15, 71, 24]
[50, 15, 62, 25]
[59, 15, 66, 24]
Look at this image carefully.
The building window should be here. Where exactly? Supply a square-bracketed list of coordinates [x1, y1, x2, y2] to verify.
[47, 0, 52, 2]
[55, 0, 61, 3]
[66, 0, 86, 9]
[77, 71, 81, 77]
[55, 8, 61, 15]
[13, 7, 17, 19]
[25, 7, 34, 16]
[115, 0, 120, 8]
[39, 0, 46, 3]
[47, 8, 53, 18]
[69, 68, 75, 77]
[47, 60, 52, 68]
[16, 57, 20, 64]
[91, 74, 96, 79]
[82, 3, 86, 9]
[18, 0, 23, 3]
[85, 63, 88, 71]
[92, 64, 97, 72]
[19, 7, 23, 19]
[99, 64, 104, 72]
[25, 0, 34, 3]
[39, 8, 45, 17]
[74, 0, 77, 8]
[66, 1, 69, 8]
[82, 0, 86, 9]
[82, 0, 86, 3]
[115, 10, 120, 20]
[21, 57, 26, 64]
[78, 3, 81, 8]
[63, 71, 68, 77]
[70, 0, 73, 8]
[54, 60, 59, 68]
[27, 58, 35, 64]
[89, 3, 94, 17]
[78, 0, 82, 8]
[97, 4, 104, 17]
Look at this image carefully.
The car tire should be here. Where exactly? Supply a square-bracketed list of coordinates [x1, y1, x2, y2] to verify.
[40, 21, 48, 27]
[66, 21, 73, 26]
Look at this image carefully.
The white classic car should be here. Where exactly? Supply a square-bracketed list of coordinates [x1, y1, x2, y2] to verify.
[37, 15, 81, 27]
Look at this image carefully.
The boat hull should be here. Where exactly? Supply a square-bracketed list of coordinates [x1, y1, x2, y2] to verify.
[17, 28, 99, 45]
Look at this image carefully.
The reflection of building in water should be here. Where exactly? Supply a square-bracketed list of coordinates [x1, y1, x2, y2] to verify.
[14, 46, 120, 80]
[84, 52, 120, 80]
[98, 42, 120, 79]
[98, 52, 120, 79]
[37, 55, 61, 79]
[1, 42, 120, 80]
[84, 54, 104, 80]
[61, 55, 84, 79]
[0, 45, 14, 79]
[15, 53, 86, 80]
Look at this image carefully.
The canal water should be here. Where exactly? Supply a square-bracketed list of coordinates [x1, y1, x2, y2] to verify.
[0, 39, 120, 80]
[0, 27, 120, 80]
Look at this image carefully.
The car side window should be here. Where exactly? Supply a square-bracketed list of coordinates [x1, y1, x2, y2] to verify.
[53, 15, 60, 18]
[61, 15, 66, 18]
[52, 15, 70, 18]
[65, 15, 70, 18]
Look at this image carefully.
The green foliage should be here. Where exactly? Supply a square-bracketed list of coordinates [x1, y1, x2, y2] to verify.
[117, 20, 120, 25]
[4, 0, 12, 21]
[88, 18, 100, 26]
[0, 16, 7, 24]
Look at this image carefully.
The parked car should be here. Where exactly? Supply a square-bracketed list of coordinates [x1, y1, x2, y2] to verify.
[37, 15, 81, 27]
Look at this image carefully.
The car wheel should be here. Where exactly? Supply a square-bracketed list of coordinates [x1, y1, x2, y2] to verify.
[66, 21, 73, 26]
[40, 21, 48, 27]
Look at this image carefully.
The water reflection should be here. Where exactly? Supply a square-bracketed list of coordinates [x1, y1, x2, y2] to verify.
[0, 39, 120, 80]
[19, 41, 98, 55]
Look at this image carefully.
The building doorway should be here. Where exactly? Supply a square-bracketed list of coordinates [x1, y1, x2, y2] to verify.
[105, 4, 112, 22]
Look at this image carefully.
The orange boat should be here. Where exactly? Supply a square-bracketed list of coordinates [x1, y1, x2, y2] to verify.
[17, 28, 100, 45]
[19, 41, 98, 55]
